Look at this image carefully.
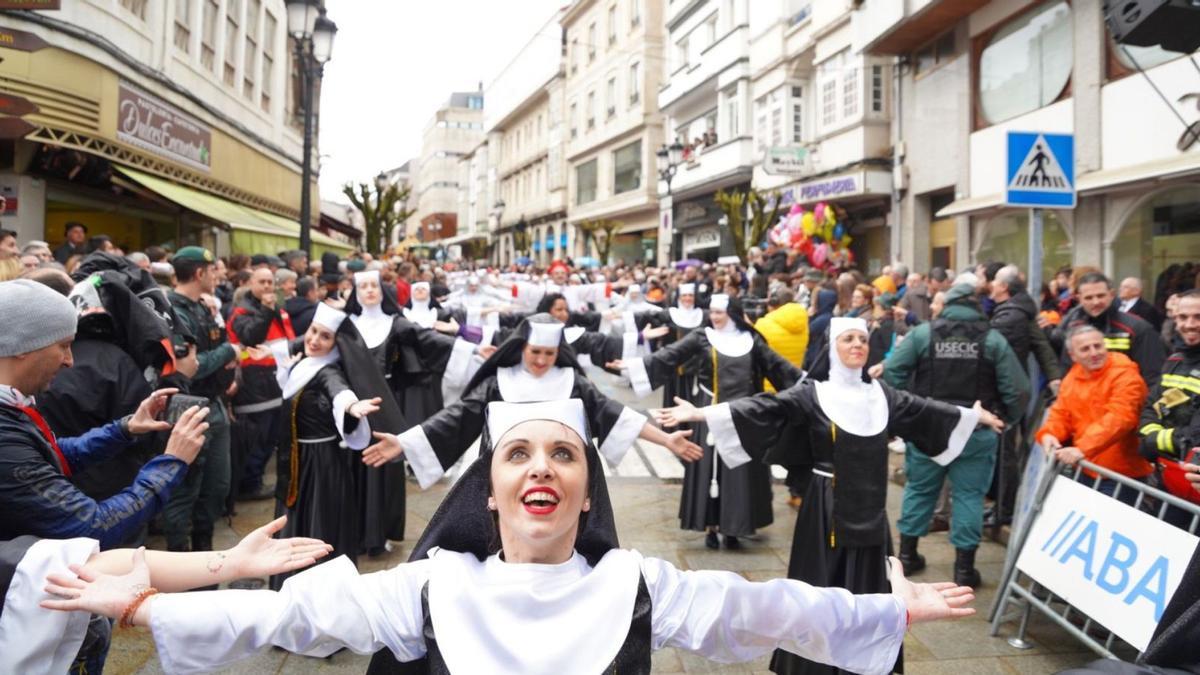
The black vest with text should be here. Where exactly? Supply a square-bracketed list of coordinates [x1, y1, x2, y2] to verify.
[914, 319, 1000, 413]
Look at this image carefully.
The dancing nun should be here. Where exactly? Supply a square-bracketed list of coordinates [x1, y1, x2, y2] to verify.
[610, 294, 801, 549]
[269, 303, 381, 589]
[656, 316, 1004, 675]
[41, 398, 978, 674]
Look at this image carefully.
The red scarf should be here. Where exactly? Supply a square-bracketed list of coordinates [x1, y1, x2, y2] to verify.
[11, 404, 72, 477]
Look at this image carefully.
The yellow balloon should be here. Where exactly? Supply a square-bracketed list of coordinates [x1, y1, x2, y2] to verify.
[840, 234, 852, 248]
[801, 212, 816, 236]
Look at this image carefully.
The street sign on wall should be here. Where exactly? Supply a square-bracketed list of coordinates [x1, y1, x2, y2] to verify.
[1005, 131, 1076, 209]
[763, 146, 810, 176]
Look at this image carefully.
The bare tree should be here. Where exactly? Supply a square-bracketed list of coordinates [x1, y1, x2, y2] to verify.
[342, 179, 411, 255]
[714, 188, 782, 261]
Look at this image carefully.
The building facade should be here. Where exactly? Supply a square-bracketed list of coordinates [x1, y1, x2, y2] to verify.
[411, 90, 484, 250]
[0, 0, 353, 257]
[484, 9, 569, 267]
[857, 0, 1200, 299]
[658, 0, 755, 263]
[563, 0, 667, 265]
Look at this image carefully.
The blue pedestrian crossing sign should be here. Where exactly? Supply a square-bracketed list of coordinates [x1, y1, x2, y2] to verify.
[1006, 131, 1075, 209]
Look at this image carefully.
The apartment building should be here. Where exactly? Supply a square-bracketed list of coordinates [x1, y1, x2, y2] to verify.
[745, 0, 894, 274]
[412, 91, 485, 246]
[657, 0, 756, 263]
[451, 139, 490, 261]
[0, 0, 354, 256]
[563, 0, 667, 264]
[855, 0, 1200, 295]
[484, 9, 570, 267]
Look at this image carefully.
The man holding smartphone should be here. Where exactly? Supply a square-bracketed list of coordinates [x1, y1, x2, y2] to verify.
[165, 247, 238, 553]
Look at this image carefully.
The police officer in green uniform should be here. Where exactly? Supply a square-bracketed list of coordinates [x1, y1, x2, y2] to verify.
[1139, 289, 1200, 528]
[882, 273, 1030, 587]
[164, 246, 237, 552]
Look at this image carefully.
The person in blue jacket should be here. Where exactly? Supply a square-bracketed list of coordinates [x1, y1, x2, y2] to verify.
[0, 279, 210, 550]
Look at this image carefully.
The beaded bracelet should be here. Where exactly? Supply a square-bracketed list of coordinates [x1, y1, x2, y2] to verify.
[119, 587, 159, 629]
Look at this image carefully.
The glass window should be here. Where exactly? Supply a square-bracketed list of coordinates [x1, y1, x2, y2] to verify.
[628, 62, 640, 104]
[576, 159, 598, 204]
[675, 36, 689, 70]
[978, 1, 1072, 125]
[754, 95, 768, 152]
[630, 0, 640, 27]
[723, 86, 739, 138]
[871, 65, 883, 113]
[174, 0, 192, 53]
[587, 91, 596, 128]
[608, 6, 617, 44]
[974, 210, 1071, 286]
[570, 102, 578, 138]
[201, 0, 218, 70]
[1113, 186, 1200, 304]
[842, 65, 858, 118]
[588, 23, 597, 60]
[571, 39, 579, 74]
[613, 140, 642, 194]
[1115, 43, 1182, 71]
[821, 79, 836, 127]
[120, 0, 148, 19]
[607, 77, 616, 116]
[224, 0, 239, 86]
[261, 12, 276, 111]
[791, 85, 803, 143]
[705, 14, 718, 46]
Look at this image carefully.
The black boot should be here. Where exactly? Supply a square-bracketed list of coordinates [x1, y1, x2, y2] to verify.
[898, 535, 925, 575]
[705, 531, 719, 549]
[954, 547, 982, 588]
[723, 535, 741, 550]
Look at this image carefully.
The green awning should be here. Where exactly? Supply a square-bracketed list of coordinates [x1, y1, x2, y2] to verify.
[115, 166, 355, 254]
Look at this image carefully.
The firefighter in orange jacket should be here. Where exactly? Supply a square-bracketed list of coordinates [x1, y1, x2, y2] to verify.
[1037, 325, 1151, 506]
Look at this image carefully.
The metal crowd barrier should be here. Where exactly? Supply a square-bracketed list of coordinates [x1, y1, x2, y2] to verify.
[989, 457, 1200, 659]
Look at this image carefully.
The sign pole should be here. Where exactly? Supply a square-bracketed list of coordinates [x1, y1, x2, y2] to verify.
[1028, 207, 1043, 295]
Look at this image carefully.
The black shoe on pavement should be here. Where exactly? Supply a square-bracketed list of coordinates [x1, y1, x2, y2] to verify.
[954, 547, 982, 588]
[705, 531, 719, 549]
[898, 535, 926, 575]
[723, 535, 741, 550]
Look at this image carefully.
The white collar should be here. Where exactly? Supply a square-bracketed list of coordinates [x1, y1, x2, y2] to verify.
[281, 349, 340, 400]
[403, 303, 437, 329]
[0, 385, 34, 408]
[815, 344, 888, 436]
[351, 304, 393, 349]
[668, 306, 703, 328]
[427, 548, 640, 675]
[564, 326, 586, 344]
[704, 324, 753, 357]
[496, 364, 575, 402]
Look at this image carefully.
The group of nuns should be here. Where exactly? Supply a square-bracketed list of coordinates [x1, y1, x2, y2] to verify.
[31, 273, 1006, 674]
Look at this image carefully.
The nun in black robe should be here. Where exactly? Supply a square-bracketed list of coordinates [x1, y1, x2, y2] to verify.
[660, 316, 990, 675]
[270, 304, 379, 590]
[633, 282, 708, 408]
[623, 294, 801, 547]
[375, 315, 656, 491]
[339, 272, 481, 551]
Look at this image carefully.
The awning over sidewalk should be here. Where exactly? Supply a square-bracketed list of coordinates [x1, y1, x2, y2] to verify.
[116, 166, 354, 255]
[935, 193, 1004, 218]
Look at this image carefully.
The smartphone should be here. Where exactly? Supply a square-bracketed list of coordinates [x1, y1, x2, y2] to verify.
[164, 394, 210, 425]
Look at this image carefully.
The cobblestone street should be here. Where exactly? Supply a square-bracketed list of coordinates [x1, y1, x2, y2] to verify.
[108, 372, 1099, 674]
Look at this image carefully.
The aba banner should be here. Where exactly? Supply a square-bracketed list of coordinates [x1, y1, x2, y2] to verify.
[1017, 477, 1199, 650]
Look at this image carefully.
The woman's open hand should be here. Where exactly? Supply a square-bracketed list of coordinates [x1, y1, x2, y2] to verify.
[888, 557, 975, 625]
[653, 397, 702, 428]
[227, 516, 334, 579]
[41, 547, 152, 621]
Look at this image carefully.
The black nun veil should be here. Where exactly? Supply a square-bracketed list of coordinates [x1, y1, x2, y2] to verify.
[461, 313, 586, 395]
[366, 399, 621, 675]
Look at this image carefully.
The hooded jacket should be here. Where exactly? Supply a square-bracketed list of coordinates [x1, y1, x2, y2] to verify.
[755, 302, 810, 393]
[882, 284, 1030, 425]
[1037, 352, 1151, 479]
[990, 289, 1063, 381]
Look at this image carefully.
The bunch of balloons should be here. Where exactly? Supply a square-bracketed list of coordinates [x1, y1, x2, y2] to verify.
[767, 201, 854, 269]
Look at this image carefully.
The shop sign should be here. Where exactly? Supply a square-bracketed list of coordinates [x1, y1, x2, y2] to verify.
[763, 146, 810, 176]
[683, 227, 720, 251]
[0, 26, 49, 52]
[0, 1, 60, 9]
[117, 81, 212, 172]
[0, 92, 38, 117]
[774, 173, 862, 208]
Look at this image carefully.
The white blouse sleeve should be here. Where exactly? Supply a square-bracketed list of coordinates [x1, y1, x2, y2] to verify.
[641, 556, 906, 675]
[149, 556, 431, 674]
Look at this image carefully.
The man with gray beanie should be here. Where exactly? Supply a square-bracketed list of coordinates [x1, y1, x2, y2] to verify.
[0, 279, 210, 549]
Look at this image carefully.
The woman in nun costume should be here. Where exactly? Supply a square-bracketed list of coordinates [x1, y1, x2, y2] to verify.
[339, 270, 488, 553]
[361, 314, 702, 489]
[609, 294, 802, 549]
[271, 303, 381, 590]
[43, 398, 978, 675]
[656, 317, 1004, 675]
[631, 282, 707, 408]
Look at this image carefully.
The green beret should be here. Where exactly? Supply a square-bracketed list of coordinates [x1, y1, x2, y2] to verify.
[346, 259, 366, 272]
[173, 246, 214, 263]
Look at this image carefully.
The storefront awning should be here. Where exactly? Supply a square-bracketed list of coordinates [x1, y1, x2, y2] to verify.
[935, 193, 1005, 218]
[115, 166, 354, 254]
[1077, 152, 1200, 195]
[442, 232, 488, 246]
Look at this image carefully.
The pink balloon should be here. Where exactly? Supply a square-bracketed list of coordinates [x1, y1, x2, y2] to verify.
[812, 242, 829, 267]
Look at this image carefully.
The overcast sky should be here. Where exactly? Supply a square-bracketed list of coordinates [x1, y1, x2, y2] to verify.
[318, 0, 566, 202]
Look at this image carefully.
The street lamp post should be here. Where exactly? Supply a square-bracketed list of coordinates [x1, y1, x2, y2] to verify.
[656, 141, 684, 265]
[285, 0, 337, 257]
[491, 199, 506, 265]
